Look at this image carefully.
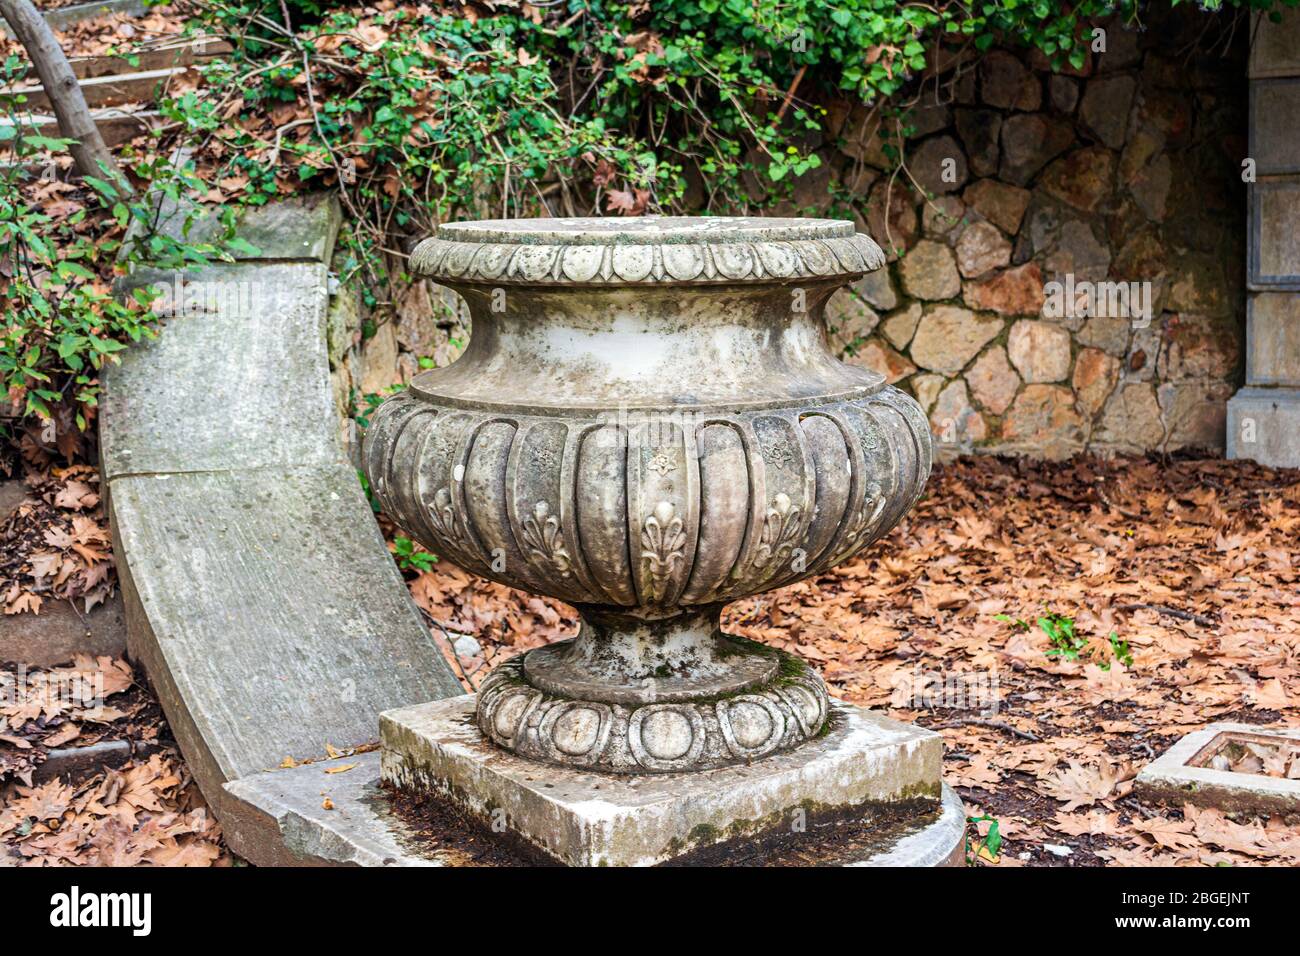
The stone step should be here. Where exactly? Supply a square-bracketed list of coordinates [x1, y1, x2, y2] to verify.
[0, 0, 146, 35]
[32, 737, 164, 784]
[0, 590, 126, 668]
[222, 752, 451, 866]
[4, 65, 188, 111]
[3, 34, 231, 110]
[5, 37, 231, 86]
[65, 38, 231, 80]
[0, 107, 159, 147]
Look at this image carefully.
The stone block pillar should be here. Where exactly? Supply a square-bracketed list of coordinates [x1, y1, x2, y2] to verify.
[1229, 10, 1300, 466]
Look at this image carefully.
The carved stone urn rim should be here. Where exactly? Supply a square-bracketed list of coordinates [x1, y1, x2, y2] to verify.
[405, 381, 888, 416]
[431, 215, 855, 245]
[410, 214, 886, 286]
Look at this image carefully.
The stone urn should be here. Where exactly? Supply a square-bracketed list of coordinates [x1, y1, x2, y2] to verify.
[365, 217, 932, 776]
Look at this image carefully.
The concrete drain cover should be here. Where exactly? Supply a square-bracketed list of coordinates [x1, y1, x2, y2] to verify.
[1135, 722, 1300, 815]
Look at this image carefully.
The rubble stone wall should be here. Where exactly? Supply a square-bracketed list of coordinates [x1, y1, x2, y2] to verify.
[819, 11, 1246, 460]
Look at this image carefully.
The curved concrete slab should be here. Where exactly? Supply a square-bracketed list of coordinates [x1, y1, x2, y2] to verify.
[101, 194, 463, 863]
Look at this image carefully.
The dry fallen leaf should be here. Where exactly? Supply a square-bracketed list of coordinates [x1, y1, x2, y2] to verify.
[1132, 814, 1199, 852]
[1042, 759, 1134, 812]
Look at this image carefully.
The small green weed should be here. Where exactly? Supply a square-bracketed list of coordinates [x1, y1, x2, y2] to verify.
[996, 611, 1135, 670]
[391, 535, 436, 572]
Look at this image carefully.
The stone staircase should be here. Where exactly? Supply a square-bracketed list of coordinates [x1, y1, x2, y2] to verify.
[0, 5, 227, 153]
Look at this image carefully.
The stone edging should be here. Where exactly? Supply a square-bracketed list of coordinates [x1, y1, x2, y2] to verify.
[101, 192, 464, 866]
[1133, 721, 1300, 815]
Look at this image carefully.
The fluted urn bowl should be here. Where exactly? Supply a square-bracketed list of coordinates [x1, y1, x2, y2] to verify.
[364, 217, 932, 773]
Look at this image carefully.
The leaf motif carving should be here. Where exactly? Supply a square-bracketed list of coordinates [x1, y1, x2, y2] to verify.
[838, 481, 888, 555]
[752, 492, 803, 571]
[410, 234, 886, 285]
[520, 501, 572, 578]
[640, 500, 686, 603]
[427, 486, 461, 544]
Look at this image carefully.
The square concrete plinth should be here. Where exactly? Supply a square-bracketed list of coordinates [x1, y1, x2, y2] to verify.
[380, 695, 943, 867]
[1135, 722, 1300, 816]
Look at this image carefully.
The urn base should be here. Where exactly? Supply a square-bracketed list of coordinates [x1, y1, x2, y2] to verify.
[379, 694, 954, 867]
[476, 638, 831, 774]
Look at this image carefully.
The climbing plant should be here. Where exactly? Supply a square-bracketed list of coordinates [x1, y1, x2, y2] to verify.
[168, 0, 1294, 264]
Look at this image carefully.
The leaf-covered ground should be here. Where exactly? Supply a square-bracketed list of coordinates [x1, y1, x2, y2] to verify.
[0, 4, 192, 61]
[1, 467, 114, 617]
[0, 655, 227, 867]
[409, 453, 1300, 867]
[4, 452, 1298, 866]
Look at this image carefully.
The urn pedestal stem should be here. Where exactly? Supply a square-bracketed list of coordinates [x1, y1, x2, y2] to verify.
[523, 606, 778, 705]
